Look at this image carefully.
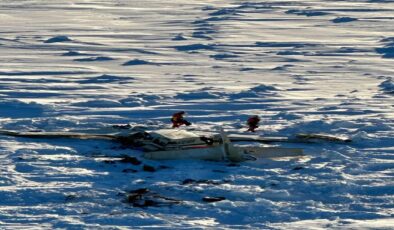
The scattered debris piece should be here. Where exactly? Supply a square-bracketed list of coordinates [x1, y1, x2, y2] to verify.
[143, 164, 156, 172]
[181, 179, 222, 185]
[158, 165, 171, 169]
[125, 188, 181, 207]
[112, 124, 132, 129]
[64, 194, 78, 202]
[292, 166, 304, 171]
[202, 196, 226, 203]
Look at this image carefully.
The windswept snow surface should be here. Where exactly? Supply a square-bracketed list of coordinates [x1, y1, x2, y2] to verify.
[0, 0, 393, 229]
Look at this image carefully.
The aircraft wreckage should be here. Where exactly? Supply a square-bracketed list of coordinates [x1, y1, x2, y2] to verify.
[0, 128, 351, 162]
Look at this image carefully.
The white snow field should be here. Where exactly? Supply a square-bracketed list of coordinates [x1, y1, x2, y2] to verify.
[0, 0, 393, 229]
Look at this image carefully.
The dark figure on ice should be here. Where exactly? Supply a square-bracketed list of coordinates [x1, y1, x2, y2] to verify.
[171, 111, 192, 128]
[247, 115, 260, 132]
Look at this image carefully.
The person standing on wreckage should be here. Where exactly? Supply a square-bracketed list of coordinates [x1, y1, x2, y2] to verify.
[171, 111, 192, 128]
[247, 115, 260, 132]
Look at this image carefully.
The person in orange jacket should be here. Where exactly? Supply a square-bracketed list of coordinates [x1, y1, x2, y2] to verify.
[247, 115, 260, 132]
[171, 111, 192, 128]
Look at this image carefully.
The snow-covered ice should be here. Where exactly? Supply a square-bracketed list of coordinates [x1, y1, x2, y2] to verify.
[0, 0, 393, 229]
